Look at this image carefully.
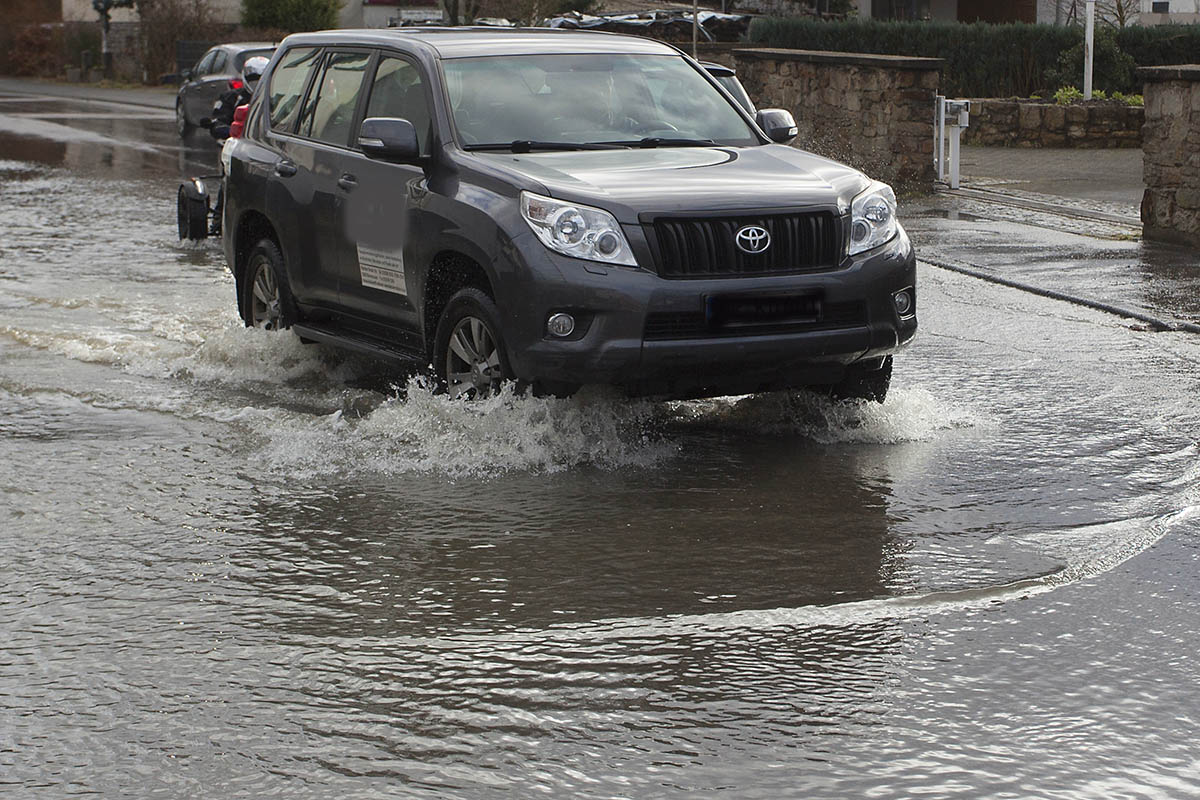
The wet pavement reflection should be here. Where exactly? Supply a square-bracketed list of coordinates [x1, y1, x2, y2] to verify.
[2, 90, 1199, 798]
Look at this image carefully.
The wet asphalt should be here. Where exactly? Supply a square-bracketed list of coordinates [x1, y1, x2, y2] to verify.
[1, 85, 1199, 799]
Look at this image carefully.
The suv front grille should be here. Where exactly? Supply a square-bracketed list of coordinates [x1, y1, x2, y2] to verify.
[644, 301, 866, 341]
[645, 211, 844, 278]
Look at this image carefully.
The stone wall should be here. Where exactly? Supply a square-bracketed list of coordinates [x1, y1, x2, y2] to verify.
[962, 99, 1144, 148]
[1140, 65, 1200, 247]
[732, 48, 943, 191]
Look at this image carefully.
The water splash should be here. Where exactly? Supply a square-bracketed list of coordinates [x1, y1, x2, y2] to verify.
[256, 377, 673, 478]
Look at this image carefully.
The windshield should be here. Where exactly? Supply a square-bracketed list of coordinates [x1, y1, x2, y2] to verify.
[442, 53, 760, 149]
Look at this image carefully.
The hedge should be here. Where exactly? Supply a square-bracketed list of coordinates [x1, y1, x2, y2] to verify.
[746, 18, 1200, 98]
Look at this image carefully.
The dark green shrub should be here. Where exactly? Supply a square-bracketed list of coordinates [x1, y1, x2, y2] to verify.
[1046, 26, 1137, 94]
[1117, 23, 1200, 68]
[242, 0, 338, 33]
[746, 18, 1082, 97]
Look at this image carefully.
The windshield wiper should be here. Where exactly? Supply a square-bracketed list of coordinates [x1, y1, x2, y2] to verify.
[463, 140, 627, 153]
[602, 137, 717, 148]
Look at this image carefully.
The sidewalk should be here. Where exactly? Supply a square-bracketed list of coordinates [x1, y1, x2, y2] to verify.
[908, 145, 1199, 331]
[0, 77, 176, 110]
[955, 145, 1143, 222]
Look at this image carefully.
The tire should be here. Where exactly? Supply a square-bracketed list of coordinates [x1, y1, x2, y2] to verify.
[176, 184, 207, 241]
[240, 239, 297, 331]
[830, 356, 892, 404]
[175, 100, 192, 137]
[433, 288, 514, 400]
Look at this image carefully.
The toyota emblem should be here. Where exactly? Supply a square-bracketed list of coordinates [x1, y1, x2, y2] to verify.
[735, 225, 770, 254]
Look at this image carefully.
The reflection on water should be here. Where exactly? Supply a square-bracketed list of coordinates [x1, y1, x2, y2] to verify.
[2, 143, 1200, 797]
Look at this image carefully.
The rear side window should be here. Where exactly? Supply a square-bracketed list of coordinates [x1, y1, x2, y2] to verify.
[194, 50, 217, 76]
[211, 50, 228, 75]
[268, 47, 320, 133]
[235, 48, 274, 72]
[299, 51, 371, 146]
[365, 56, 432, 155]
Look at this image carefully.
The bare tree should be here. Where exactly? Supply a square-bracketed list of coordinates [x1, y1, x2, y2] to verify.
[1061, 0, 1139, 27]
[441, 0, 487, 25]
[92, 0, 135, 77]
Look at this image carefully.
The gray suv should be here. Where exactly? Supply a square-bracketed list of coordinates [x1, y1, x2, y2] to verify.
[222, 28, 916, 400]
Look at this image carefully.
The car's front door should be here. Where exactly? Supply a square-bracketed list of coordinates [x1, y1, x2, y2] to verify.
[336, 52, 434, 342]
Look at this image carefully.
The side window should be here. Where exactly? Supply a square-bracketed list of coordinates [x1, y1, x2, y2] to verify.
[300, 51, 371, 147]
[365, 55, 432, 156]
[211, 50, 228, 75]
[194, 50, 217, 77]
[268, 47, 320, 133]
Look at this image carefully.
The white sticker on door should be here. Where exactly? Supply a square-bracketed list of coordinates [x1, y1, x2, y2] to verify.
[357, 245, 407, 296]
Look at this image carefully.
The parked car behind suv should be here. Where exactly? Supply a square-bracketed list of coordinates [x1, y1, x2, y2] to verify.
[222, 28, 916, 401]
[176, 42, 275, 137]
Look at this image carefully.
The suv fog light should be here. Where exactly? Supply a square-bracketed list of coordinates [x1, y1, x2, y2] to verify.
[893, 289, 914, 317]
[547, 312, 576, 337]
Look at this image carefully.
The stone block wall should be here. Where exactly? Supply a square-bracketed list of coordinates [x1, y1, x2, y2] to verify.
[732, 48, 943, 191]
[1140, 65, 1200, 247]
[963, 99, 1144, 148]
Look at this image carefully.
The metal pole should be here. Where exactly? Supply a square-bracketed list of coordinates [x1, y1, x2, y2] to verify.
[692, 0, 698, 59]
[1084, 0, 1095, 100]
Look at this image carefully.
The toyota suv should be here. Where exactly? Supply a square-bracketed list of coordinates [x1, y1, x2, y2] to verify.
[221, 28, 917, 401]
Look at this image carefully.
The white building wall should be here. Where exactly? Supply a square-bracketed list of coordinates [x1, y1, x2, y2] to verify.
[1140, 0, 1200, 24]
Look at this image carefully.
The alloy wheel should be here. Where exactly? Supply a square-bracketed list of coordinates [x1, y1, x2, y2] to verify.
[249, 258, 283, 330]
[445, 316, 503, 399]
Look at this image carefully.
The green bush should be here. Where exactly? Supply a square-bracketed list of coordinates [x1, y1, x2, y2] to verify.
[1117, 23, 1200, 68]
[1053, 85, 1084, 104]
[1045, 27, 1137, 94]
[746, 18, 1082, 97]
[242, 0, 338, 32]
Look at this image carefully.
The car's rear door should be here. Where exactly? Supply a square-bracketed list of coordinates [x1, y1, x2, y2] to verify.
[334, 51, 435, 341]
[191, 48, 230, 122]
[257, 46, 345, 307]
[182, 49, 218, 123]
[284, 48, 373, 312]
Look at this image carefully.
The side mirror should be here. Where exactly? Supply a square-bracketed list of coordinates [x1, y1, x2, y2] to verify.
[183, 68, 194, 82]
[358, 117, 420, 163]
[755, 108, 798, 144]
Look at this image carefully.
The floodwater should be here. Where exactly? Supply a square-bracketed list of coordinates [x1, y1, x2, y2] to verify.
[2, 93, 1200, 799]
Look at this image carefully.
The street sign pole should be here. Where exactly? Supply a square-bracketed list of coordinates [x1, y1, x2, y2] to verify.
[1084, 0, 1096, 100]
[692, 0, 698, 58]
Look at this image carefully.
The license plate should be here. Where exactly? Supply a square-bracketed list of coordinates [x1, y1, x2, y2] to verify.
[705, 293, 822, 330]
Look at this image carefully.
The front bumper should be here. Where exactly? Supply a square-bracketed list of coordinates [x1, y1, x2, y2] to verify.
[499, 225, 918, 398]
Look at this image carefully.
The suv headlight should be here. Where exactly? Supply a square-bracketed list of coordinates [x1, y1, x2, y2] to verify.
[520, 191, 637, 267]
[848, 181, 898, 256]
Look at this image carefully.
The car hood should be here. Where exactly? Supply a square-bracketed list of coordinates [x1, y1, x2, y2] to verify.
[473, 144, 872, 223]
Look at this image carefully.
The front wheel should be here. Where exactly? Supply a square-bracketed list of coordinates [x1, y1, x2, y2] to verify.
[433, 288, 513, 400]
[829, 356, 892, 404]
[175, 100, 192, 137]
[240, 239, 296, 330]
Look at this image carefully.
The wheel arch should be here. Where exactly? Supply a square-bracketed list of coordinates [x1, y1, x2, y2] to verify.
[421, 251, 496, 359]
[232, 210, 281, 312]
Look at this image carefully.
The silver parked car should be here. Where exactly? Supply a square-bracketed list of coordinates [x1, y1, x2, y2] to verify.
[175, 42, 275, 137]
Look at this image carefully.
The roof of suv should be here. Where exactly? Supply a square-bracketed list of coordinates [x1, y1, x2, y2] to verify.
[279, 27, 682, 59]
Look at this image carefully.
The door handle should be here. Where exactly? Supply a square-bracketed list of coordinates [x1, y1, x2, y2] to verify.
[274, 160, 297, 177]
[337, 173, 358, 191]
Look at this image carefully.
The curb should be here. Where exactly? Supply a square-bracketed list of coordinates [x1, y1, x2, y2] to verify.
[922, 256, 1200, 335]
[937, 185, 1142, 229]
[0, 79, 175, 111]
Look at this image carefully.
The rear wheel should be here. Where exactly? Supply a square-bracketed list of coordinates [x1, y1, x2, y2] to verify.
[240, 239, 296, 330]
[829, 356, 892, 403]
[176, 183, 207, 241]
[433, 288, 513, 399]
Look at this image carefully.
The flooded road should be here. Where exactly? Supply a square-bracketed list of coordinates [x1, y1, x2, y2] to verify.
[2, 92, 1200, 798]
